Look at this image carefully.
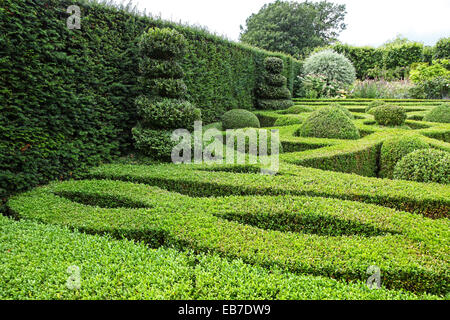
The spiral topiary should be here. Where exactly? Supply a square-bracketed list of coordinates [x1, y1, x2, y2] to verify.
[222, 109, 260, 130]
[298, 106, 360, 140]
[393, 149, 450, 184]
[132, 28, 201, 159]
[379, 135, 429, 179]
[257, 57, 293, 110]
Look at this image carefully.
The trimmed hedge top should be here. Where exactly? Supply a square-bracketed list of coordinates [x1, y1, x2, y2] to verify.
[394, 149, 450, 184]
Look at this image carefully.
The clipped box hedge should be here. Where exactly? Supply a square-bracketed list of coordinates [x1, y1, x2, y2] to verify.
[7, 179, 449, 295]
[1, 215, 439, 300]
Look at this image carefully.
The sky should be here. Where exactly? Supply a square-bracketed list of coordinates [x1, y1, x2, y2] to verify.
[126, 0, 450, 47]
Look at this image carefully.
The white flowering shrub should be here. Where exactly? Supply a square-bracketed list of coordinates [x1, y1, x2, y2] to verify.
[303, 50, 356, 88]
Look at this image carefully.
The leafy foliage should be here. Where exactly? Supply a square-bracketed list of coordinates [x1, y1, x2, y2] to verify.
[379, 135, 429, 179]
[298, 106, 360, 140]
[394, 149, 450, 184]
[4, 215, 429, 300]
[240, 0, 347, 58]
[303, 50, 356, 87]
[132, 27, 201, 159]
[434, 37, 450, 60]
[279, 105, 313, 114]
[257, 57, 293, 110]
[373, 105, 407, 126]
[222, 109, 261, 130]
[423, 104, 450, 123]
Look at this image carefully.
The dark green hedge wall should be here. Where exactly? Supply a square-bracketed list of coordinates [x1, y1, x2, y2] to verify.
[332, 43, 427, 79]
[0, 0, 301, 200]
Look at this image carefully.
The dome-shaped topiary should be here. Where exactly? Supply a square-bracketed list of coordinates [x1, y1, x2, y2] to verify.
[303, 50, 356, 87]
[280, 105, 313, 114]
[373, 105, 407, 126]
[365, 100, 386, 113]
[379, 135, 429, 179]
[393, 149, 450, 184]
[329, 103, 354, 119]
[423, 103, 450, 123]
[222, 109, 261, 130]
[298, 106, 360, 140]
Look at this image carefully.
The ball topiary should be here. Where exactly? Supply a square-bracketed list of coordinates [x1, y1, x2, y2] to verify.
[393, 149, 450, 184]
[274, 116, 303, 126]
[264, 57, 284, 74]
[303, 50, 356, 87]
[138, 27, 187, 59]
[298, 106, 360, 140]
[365, 100, 386, 113]
[329, 103, 354, 119]
[379, 135, 429, 179]
[423, 103, 450, 123]
[280, 105, 313, 114]
[373, 105, 407, 126]
[222, 109, 261, 130]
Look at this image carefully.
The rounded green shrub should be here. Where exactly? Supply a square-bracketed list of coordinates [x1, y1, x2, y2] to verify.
[393, 149, 450, 184]
[258, 99, 294, 110]
[138, 27, 187, 59]
[423, 103, 450, 123]
[379, 135, 429, 179]
[298, 106, 360, 140]
[136, 96, 201, 130]
[280, 105, 313, 114]
[329, 103, 354, 119]
[222, 109, 260, 130]
[303, 50, 356, 87]
[373, 105, 407, 126]
[264, 57, 284, 74]
[274, 116, 303, 126]
[365, 100, 386, 113]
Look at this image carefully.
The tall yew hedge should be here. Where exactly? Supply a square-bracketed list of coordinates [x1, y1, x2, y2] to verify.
[0, 0, 301, 200]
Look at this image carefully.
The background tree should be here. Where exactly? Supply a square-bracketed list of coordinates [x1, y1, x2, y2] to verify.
[239, 0, 347, 58]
